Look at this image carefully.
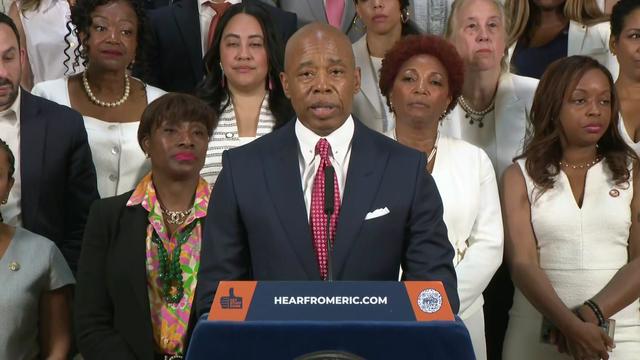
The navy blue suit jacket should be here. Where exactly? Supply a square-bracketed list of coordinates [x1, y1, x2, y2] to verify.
[196, 119, 459, 315]
[19, 90, 99, 272]
[141, 0, 297, 93]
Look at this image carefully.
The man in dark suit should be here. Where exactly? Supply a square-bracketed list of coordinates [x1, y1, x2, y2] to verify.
[141, 0, 297, 93]
[196, 23, 458, 316]
[0, 14, 99, 272]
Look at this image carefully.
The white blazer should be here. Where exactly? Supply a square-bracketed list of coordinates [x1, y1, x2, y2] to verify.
[386, 132, 503, 320]
[352, 35, 387, 133]
[441, 73, 539, 179]
[508, 20, 618, 79]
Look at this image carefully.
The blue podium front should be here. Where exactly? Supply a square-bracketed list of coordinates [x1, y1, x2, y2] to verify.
[186, 281, 475, 360]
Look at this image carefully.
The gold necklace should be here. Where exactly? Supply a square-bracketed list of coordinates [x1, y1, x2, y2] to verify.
[161, 207, 192, 225]
[559, 155, 602, 170]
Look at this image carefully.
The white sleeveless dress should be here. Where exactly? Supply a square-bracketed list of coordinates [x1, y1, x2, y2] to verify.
[502, 159, 640, 359]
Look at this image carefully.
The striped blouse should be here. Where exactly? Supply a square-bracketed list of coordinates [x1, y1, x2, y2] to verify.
[200, 95, 276, 185]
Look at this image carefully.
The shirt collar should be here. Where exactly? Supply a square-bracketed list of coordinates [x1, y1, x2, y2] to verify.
[127, 172, 211, 220]
[295, 115, 354, 167]
[0, 88, 21, 126]
[199, 0, 241, 13]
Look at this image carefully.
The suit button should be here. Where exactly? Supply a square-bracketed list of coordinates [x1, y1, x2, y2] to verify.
[109, 174, 118, 182]
[111, 146, 120, 155]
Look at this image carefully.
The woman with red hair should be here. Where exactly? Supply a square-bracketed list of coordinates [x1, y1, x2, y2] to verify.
[380, 34, 503, 360]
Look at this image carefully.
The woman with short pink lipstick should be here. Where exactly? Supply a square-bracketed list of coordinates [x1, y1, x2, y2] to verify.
[502, 55, 640, 359]
[31, 0, 165, 198]
[197, 2, 292, 186]
[351, 0, 421, 133]
[75, 93, 215, 359]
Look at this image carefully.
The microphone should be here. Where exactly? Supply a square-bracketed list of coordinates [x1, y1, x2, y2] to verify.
[323, 165, 335, 282]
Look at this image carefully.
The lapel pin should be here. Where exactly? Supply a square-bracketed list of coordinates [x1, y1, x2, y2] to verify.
[8, 261, 20, 271]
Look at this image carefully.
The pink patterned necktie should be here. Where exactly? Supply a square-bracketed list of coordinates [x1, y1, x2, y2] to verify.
[310, 138, 341, 280]
[325, 0, 345, 29]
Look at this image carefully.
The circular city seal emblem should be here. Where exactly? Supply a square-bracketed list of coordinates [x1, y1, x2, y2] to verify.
[418, 288, 443, 314]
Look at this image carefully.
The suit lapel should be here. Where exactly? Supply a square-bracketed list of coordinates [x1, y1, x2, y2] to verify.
[354, 36, 382, 117]
[19, 91, 44, 228]
[174, 0, 204, 83]
[341, 0, 357, 33]
[494, 73, 526, 176]
[333, 121, 387, 278]
[121, 205, 153, 323]
[568, 20, 586, 56]
[263, 122, 319, 279]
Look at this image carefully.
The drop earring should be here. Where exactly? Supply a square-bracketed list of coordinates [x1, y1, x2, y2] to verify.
[220, 62, 226, 88]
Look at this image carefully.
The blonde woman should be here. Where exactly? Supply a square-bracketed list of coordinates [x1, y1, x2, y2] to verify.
[8, 0, 82, 89]
[507, 0, 617, 79]
[443, 0, 539, 179]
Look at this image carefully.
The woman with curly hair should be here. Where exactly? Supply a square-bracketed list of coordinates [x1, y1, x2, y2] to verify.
[502, 55, 640, 359]
[31, 0, 165, 198]
[379, 34, 503, 360]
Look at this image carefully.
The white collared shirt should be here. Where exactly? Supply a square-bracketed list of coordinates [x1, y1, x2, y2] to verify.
[199, 0, 241, 56]
[295, 116, 354, 218]
[0, 89, 22, 226]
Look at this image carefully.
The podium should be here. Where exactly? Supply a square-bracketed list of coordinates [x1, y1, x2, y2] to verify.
[186, 281, 474, 359]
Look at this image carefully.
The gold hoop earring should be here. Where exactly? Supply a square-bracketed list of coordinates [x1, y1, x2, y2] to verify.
[352, 15, 366, 32]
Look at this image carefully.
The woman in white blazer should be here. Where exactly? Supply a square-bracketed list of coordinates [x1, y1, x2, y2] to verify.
[506, 0, 618, 79]
[380, 34, 503, 360]
[31, 0, 166, 198]
[351, 0, 420, 133]
[444, 0, 539, 179]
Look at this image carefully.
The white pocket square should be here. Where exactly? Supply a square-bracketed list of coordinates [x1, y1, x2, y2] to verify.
[365, 207, 390, 220]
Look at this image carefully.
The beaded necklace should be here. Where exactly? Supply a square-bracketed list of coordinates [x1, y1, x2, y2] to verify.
[151, 219, 198, 304]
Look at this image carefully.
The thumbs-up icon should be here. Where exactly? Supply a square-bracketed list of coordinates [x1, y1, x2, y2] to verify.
[220, 287, 243, 309]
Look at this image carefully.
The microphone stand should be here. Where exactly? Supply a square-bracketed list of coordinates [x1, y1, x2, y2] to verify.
[324, 165, 335, 282]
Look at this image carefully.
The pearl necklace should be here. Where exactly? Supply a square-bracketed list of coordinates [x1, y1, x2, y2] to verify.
[425, 130, 440, 165]
[82, 71, 130, 108]
[559, 155, 602, 170]
[458, 95, 495, 128]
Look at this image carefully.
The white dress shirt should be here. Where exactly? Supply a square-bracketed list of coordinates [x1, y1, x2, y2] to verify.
[199, 0, 241, 56]
[295, 116, 354, 218]
[0, 89, 22, 226]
